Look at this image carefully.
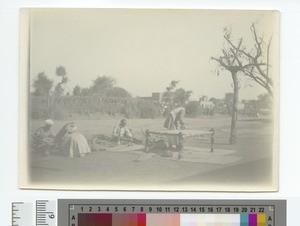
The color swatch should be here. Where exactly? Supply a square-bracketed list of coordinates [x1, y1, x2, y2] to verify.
[78, 213, 267, 226]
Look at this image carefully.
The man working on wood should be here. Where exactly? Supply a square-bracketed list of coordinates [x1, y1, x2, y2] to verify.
[164, 106, 186, 130]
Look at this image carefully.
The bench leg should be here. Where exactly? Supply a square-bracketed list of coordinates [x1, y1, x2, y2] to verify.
[145, 129, 150, 153]
[210, 128, 215, 152]
[178, 132, 184, 159]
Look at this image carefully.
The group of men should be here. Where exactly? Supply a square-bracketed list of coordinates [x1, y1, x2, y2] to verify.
[32, 118, 140, 156]
[32, 120, 92, 157]
[32, 106, 186, 156]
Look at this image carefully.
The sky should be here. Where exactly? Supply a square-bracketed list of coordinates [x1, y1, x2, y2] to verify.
[29, 9, 279, 100]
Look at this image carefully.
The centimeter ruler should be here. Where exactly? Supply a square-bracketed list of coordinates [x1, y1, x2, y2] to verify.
[36, 200, 57, 226]
[11, 200, 56, 226]
[12, 202, 34, 226]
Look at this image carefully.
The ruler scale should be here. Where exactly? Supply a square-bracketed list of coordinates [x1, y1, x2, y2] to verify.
[12, 202, 34, 226]
[36, 200, 57, 226]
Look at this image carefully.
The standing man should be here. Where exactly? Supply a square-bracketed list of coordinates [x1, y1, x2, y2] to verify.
[32, 119, 55, 156]
[164, 106, 186, 130]
[163, 106, 186, 156]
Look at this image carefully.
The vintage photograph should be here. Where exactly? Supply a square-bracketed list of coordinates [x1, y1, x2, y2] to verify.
[20, 9, 279, 191]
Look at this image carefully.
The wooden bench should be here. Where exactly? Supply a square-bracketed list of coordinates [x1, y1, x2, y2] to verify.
[145, 129, 215, 159]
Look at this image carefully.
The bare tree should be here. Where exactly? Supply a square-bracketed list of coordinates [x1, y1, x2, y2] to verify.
[211, 49, 241, 144]
[212, 30, 251, 144]
[224, 24, 273, 97]
[211, 24, 270, 144]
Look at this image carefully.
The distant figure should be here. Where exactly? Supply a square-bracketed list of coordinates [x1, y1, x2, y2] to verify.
[112, 119, 142, 145]
[164, 106, 186, 130]
[32, 119, 55, 156]
[55, 122, 91, 157]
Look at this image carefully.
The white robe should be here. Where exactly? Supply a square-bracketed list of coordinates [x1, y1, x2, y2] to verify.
[64, 132, 91, 157]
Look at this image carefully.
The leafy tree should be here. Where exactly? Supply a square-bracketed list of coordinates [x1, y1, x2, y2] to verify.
[90, 76, 116, 95]
[162, 80, 178, 107]
[167, 80, 179, 92]
[73, 85, 82, 96]
[54, 84, 64, 97]
[162, 80, 191, 109]
[54, 66, 68, 96]
[56, 66, 67, 80]
[32, 72, 54, 109]
[81, 88, 90, 96]
[105, 87, 132, 98]
[33, 72, 53, 96]
[257, 93, 273, 109]
[174, 88, 192, 106]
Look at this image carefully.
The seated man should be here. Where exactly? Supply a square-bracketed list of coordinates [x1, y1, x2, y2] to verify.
[112, 119, 143, 145]
[31, 119, 55, 156]
[55, 122, 91, 158]
[112, 119, 133, 144]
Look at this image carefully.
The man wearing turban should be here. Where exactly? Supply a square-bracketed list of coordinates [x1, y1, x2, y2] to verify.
[32, 119, 55, 156]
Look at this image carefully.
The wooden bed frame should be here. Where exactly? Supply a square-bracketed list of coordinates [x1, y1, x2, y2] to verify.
[144, 129, 215, 159]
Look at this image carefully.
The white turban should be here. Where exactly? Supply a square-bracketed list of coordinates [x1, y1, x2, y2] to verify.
[45, 119, 54, 126]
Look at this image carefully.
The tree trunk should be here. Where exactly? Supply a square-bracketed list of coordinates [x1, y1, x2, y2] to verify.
[229, 71, 239, 144]
[266, 84, 273, 99]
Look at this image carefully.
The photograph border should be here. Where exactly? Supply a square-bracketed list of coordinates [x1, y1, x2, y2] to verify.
[19, 8, 280, 191]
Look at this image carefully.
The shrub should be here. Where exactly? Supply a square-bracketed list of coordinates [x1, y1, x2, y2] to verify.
[185, 102, 201, 117]
[30, 96, 163, 119]
[139, 102, 161, 119]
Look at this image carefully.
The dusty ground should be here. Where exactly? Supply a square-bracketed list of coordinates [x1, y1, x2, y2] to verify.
[27, 116, 275, 191]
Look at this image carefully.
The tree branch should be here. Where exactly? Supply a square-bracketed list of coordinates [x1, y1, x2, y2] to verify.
[251, 23, 263, 60]
[266, 36, 272, 77]
[211, 57, 230, 70]
[224, 34, 253, 59]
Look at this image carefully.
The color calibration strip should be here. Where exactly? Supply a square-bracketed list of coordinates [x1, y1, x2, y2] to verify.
[62, 200, 285, 226]
[76, 213, 267, 226]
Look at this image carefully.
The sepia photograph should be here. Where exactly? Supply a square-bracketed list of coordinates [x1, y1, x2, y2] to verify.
[19, 8, 279, 191]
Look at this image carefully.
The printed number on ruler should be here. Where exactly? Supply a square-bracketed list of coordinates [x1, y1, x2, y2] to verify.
[36, 200, 57, 226]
